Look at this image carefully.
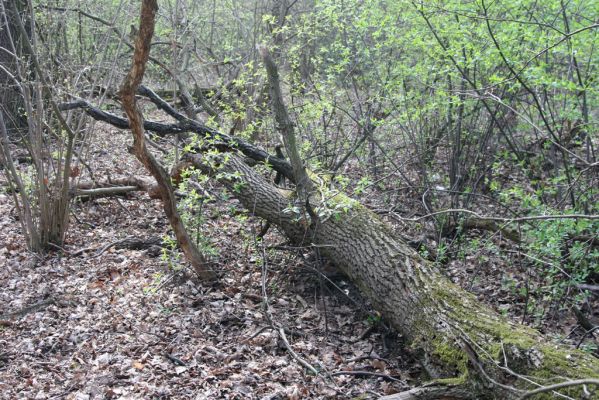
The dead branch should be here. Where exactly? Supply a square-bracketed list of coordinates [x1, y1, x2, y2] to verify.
[398, 208, 599, 223]
[66, 236, 162, 258]
[330, 370, 401, 382]
[71, 177, 160, 199]
[0, 298, 58, 320]
[517, 379, 599, 399]
[58, 89, 295, 182]
[72, 185, 138, 198]
[379, 384, 472, 400]
[450, 218, 521, 242]
[259, 45, 313, 208]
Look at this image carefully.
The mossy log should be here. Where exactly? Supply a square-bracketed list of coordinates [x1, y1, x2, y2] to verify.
[62, 81, 599, 397]
[185, 153, 599, 400]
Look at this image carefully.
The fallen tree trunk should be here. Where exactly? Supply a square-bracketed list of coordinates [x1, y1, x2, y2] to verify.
[183, 153, 599, 399]
[62, 86, 599, 395]
[63, 87, 599, 397]
[65, 4, 597, 395]
[58, 41, 598, 394]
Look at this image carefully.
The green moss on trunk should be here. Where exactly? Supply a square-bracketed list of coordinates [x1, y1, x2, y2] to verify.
[191, 154, 599, 399]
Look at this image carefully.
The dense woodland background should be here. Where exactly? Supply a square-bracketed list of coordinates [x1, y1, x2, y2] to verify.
[0, 0, 598, 398]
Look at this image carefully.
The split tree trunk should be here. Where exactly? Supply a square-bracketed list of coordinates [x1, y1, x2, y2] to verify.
[185, 153, 599, 399]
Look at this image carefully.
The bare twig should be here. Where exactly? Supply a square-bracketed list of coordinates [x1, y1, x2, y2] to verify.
[92, 236, 135, 258]
[576, 326, 599, 349]
[517, 379, 599, 399]
[257, 233, 319, 375]
[330, 370, 400, 382]
[396, 208, 599, 223]
[278, 327, 318, 375]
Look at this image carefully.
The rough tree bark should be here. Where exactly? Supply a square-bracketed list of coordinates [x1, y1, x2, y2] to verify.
[63, 87, 599, 398]
[68, 0, 599, 396]
[119, 0, 215, 281]
[182, 152, 599, 399]
[259, 45, 313, 207]
[62, 82, 599, 398]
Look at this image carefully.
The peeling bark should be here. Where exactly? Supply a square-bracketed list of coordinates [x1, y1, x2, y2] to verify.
[120, 0, 216, 282]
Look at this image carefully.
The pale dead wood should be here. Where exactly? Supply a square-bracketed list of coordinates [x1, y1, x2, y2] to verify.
[517, 379, 599, 399]
[71, 177, 160, 199]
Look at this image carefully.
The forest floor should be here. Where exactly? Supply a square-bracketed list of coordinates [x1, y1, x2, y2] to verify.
[0, 122, 596, 399]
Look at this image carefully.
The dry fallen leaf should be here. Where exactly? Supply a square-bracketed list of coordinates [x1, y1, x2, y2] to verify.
[372, 359, 386, 371]
[132, 361, 144, 370]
